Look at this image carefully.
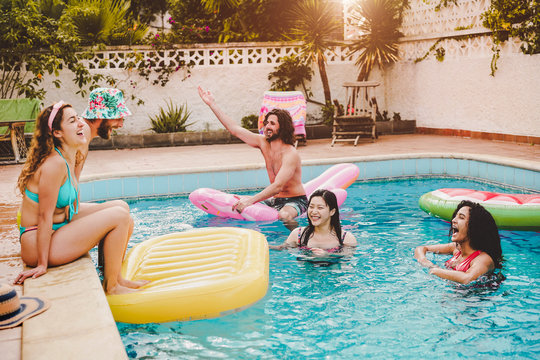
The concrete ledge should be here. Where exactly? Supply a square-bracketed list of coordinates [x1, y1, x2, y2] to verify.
[22, 255, 127, 360]
[376, 120, 416, 135]
[88, 123, 416, 151]
[90, 129, 241, 150]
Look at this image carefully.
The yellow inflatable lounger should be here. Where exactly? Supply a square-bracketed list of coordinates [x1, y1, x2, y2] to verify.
[107, 227, 269, 324]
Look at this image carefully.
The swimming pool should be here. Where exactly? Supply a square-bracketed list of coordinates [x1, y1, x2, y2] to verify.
[106, 177, 539, 359]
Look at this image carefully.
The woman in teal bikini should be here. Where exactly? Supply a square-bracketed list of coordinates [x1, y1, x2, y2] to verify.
[14, 102, 146, 295]
[269, 189, 356, 255]
[414, 200, 503, 284]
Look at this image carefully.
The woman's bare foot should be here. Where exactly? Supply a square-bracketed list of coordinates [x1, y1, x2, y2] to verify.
[105, 283, 139, 295]
[118, 277, 150, 289]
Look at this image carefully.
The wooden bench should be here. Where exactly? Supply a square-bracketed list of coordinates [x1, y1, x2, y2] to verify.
[0, 99, 40, 163]
[331, 81, 379, 146]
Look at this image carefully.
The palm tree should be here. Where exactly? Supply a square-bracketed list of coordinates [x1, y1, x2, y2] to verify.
[348, 0, 406, 80]
[288, 0, 342, 105]
[200, 0, 238, 12]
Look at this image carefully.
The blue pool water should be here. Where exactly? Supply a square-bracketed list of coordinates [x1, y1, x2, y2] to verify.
[108, 178, 539, 359]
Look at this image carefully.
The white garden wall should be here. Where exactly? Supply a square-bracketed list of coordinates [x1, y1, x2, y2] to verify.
[39, 0, 539, 138]
[40, 43, 355, 135]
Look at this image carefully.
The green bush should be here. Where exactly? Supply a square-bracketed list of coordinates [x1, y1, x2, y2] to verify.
[149, 100, 193, 133]
[241, 114, 259, 130]
[376, 110, 391, 122]
[321, 101, 336, 126]
[268, 55, 313, 96]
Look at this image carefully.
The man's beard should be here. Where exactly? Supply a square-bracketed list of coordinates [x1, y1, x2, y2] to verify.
[97, 121, 112, 139]
[265, 130, 279, 143]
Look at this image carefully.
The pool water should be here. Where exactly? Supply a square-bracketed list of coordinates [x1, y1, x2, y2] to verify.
[109, 178, 539, 359]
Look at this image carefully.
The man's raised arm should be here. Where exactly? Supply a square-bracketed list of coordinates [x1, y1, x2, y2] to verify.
[198, 86, 261, 147]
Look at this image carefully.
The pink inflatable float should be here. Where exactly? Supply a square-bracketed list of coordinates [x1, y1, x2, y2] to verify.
[189, 163, 360, 221]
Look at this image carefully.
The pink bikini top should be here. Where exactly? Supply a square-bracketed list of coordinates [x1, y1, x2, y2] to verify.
[445, 250, 482, 272]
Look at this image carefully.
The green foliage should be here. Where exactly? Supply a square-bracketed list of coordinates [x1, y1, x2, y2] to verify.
[201, 0, 239, 13]
[122, 32, 192, 94]
[60, 0, 148, 46]
[0, 0, 95, 99]
[434, 0, 458, 12]
[349, 0, 408, 80]
[218, 0, 302, 42]
[414, 38, 444, 63]
[268, 55, 313, 97]
[376, 110, 391, 122]
[287, 0, 342, 104]
[129, 0, 168, 27]
[321, 101, 335, 126]
[167, 0, 301, 43]
[39, 0, 67, 19]
[454, 25, 474, 31]
[0, 0, 188, 103]
[482, 0, 540, 75]
[241, 114, 259, 129]
[149, 100, 193, 133]
[435, 47, 445, 62]
[167, 0, 221, 43]
[375, 110, 401, 121]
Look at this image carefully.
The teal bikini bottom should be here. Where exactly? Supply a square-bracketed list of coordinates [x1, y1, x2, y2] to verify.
[19, 220, 69, 238]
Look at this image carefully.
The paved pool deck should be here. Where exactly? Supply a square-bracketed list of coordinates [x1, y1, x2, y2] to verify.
[0, 134, 538, 359]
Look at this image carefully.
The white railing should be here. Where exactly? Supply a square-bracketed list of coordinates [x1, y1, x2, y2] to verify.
[83, 42, 356, 70]
[400, 0, 491, 37]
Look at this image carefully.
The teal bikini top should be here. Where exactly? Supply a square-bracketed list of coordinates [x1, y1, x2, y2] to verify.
[25, 147, 79, 221]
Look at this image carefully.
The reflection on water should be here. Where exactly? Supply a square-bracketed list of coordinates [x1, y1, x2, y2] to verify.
[112, 178, 539, 359]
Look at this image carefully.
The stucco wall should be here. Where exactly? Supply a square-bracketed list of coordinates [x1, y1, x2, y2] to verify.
[372, 51, 540, 137]
[40, 44, 355, 135]
[39, 42, 539, 138]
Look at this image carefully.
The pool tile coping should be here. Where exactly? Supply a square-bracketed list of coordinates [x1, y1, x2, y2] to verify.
[80, 153, 540, 203]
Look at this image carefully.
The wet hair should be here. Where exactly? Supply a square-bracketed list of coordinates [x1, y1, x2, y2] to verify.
[263, 108, 295, 145]
[449, 200, 503, 268]
[17, 103, 72, 195]
[300, 189, 342, 246]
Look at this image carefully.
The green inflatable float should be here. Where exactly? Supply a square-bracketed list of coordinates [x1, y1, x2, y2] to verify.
[419, 188, 540, 231]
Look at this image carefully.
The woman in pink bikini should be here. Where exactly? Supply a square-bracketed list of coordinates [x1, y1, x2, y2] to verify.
[269, 189, 356, 256]
[414, 200, 503, 284]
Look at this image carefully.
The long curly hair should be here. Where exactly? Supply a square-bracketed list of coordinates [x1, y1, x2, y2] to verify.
[264, 108, 295, 145]
[449, 200, 503, 268]
[17, 102, 72, 195]
[300, 189, 342, 246]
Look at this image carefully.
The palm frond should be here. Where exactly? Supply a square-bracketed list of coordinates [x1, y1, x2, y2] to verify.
[348, 0, 404, 80]
[288, 0, 342, 64]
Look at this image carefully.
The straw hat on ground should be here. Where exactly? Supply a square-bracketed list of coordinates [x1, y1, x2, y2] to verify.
[0, 283, 49, 330]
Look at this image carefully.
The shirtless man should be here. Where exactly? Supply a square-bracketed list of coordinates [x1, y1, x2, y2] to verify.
[198, 86, 307, 230]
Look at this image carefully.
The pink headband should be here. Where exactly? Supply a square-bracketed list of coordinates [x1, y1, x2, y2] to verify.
[48, 101, 65, 131]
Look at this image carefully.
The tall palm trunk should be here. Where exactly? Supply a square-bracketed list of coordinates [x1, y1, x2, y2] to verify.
[317, 53, 331, 105]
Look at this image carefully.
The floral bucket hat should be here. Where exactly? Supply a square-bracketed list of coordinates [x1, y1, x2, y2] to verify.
[82, 88, 132, 120]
